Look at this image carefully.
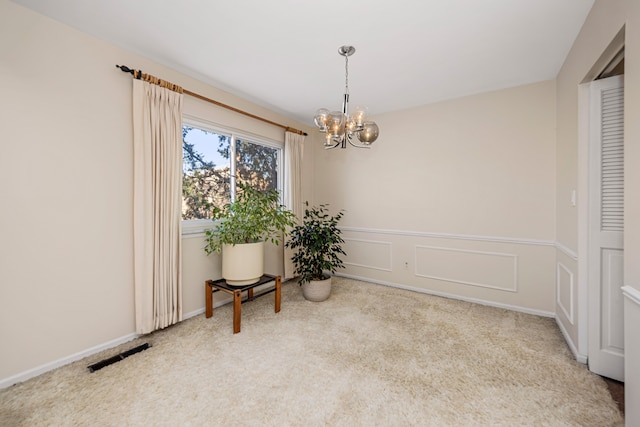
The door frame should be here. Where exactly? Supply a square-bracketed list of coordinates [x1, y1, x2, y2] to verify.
[583, 76, 625, 380]
[577, 82, 591, 360]
[576, 34, 625, 365]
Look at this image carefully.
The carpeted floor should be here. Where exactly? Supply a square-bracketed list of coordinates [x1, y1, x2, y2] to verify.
[0, 277, 624, 426]
[604, 378, 625, 415]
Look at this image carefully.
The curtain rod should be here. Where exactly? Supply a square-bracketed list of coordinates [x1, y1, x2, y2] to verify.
[115, 65, 307, 136]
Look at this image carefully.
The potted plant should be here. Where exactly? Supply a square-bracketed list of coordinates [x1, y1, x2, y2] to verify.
[204, 182, 296, 285]
[285, 203, 346, 301]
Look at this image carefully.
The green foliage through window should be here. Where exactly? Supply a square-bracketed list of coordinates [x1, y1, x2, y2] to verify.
[182, 124, 280, 221]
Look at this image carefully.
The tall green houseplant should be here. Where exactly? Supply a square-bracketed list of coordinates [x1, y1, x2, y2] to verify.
[205, 182, 296, 285]
[204, 182, 296, 254]
[286, 203, 346, 285]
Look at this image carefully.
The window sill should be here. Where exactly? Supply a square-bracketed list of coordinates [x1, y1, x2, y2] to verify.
[182, 219, 213, 238]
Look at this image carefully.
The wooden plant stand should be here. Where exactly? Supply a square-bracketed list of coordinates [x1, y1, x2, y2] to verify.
[205, 275, 281, 334]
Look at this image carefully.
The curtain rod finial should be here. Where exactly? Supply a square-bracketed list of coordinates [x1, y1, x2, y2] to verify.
[116, 64, 135, 75]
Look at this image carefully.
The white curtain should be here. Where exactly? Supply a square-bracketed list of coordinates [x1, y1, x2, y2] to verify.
[133, 79, 183, 334]
[283, 131, 305, 280]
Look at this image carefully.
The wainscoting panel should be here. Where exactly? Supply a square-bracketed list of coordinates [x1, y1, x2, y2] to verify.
[343, 238, 392, 271]
[556, 262, 574, 325]
[339, 227, 556, 314]
[414, 245, 518, 292]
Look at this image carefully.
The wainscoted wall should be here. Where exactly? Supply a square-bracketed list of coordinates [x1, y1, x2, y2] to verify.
[623, 286, 640, 423]
[311, 80, 557, 317]
[414, 245, 518, 292]
[556, 262, 574, 324]
[553, 248, 584, 362]
[338, 227, 556, 316]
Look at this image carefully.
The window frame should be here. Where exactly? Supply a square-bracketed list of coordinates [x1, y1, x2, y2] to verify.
[181, 115, 284, 237]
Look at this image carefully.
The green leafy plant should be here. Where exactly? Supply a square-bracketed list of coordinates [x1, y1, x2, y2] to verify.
[204, 182, 297, 255]
[285, 203, 346, 284]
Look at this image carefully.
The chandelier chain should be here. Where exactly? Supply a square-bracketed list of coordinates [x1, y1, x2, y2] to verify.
[344, 55, 349, 95]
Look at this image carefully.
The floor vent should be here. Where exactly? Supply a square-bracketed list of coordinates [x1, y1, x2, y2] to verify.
[87, 343, 150, 372]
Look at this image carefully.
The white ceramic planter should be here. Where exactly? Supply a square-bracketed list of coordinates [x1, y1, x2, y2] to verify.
[222, 242, 264, 286]
[301, 276, 332, 302]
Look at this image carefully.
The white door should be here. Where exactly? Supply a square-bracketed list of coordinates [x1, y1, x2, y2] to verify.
[588, 75, 625, 381]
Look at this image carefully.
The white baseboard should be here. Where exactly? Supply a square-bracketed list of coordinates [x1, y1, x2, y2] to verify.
[0, 332, 139, 389]
[184, 307, 206, 319]
[555, 316, 588, 364]
[337, 273, 590, 361]
[336, 273, 555, 318]
[0, 297, 244, 390]
[1, 275, 566, 390]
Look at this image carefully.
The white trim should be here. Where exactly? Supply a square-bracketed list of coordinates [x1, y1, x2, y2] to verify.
[183, 114, 283, 148]
[339, 227, 582, 260]
[182, 231, 207, 239]
[0, 301, 233, 390]
[342, 238, 393, 272]
[556, 262, 575, 324]
[183, 307, 206, 319]
[182, 219, 211, 237]
[577, 81, 591, 358]
[0, 332, 140, 389]
[555, 315, 588, 364]
[556, 242, 579, 261]
[414, 245, 518, 293]
[344, 262, 391, 272]
[623, 286, 640, 306]
[335, 273, 554, 318]
[340, 226, 555, 247]
[584, 77, 625, 380]
[338, 227, 586, 267]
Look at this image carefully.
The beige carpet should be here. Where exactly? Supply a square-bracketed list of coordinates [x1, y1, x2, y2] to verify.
[0, 278, 623, 426]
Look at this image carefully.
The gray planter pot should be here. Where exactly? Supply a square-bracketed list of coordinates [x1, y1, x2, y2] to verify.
[301, 276, 332, 302]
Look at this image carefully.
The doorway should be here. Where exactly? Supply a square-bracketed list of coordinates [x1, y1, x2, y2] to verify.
[586, 73, 625, 381]
[578, 43, 625, 382]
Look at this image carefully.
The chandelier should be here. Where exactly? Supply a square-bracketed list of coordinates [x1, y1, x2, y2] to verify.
[313, 46, 379, 149]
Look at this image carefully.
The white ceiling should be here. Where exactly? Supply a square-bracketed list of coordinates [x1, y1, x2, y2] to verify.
[12, 0, 595, 126]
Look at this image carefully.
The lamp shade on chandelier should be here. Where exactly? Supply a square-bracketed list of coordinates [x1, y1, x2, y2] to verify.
[314, 46, 379, 149]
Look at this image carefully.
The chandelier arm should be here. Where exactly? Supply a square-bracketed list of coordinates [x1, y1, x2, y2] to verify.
[325, 137, 342, 150]
[347, 135, 371, 149]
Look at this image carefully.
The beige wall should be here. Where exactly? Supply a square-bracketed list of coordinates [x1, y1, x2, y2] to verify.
[555, 0, 640, 423]
[554, 0, 629, 363]
[0, 1, 312, 384]
[313, 81, 557, 314]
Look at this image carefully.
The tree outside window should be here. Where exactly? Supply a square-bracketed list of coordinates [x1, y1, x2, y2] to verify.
[182, 124, 280, 221]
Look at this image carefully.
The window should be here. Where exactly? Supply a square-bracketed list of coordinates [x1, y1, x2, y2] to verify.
[181, 119, 283, 232]
[182, 126, 231, 220]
